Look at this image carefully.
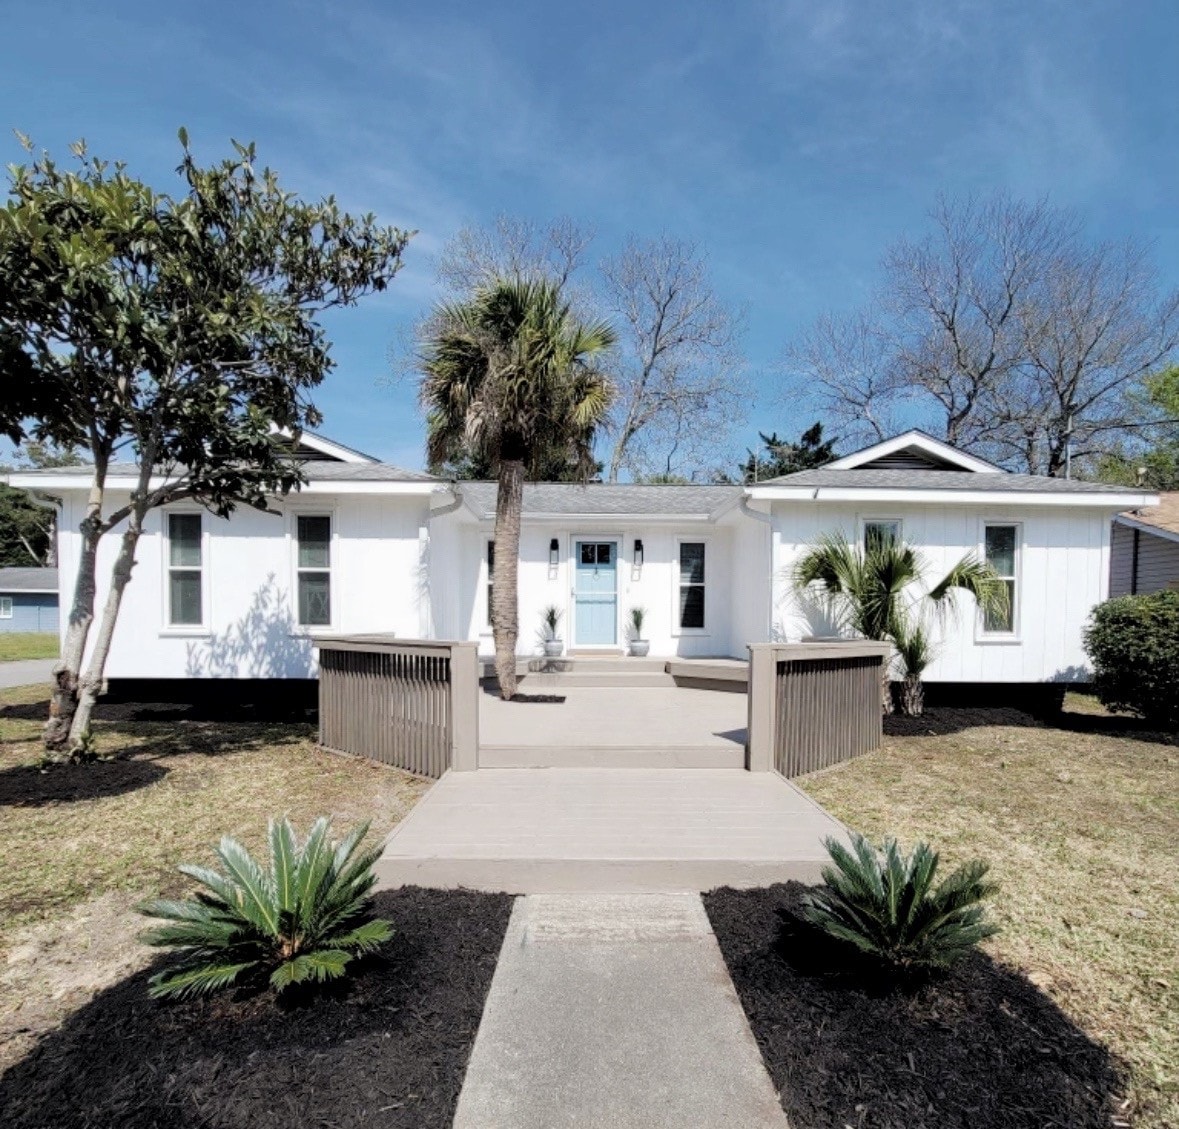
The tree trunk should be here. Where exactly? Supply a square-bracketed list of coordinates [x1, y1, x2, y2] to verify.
[901, 674, 925, 717]
[881, 663, 895, 715]
[68, 516, 144, 751]
[44, 479, 106, 758]
[491, 456, 525, 700]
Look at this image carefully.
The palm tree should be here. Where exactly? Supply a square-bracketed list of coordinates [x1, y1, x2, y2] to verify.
[793, 533, 1008, 714]
[420, 277, 615, 699]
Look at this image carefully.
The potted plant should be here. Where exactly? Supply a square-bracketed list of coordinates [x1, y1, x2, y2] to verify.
[539, 605, 564, 657]
[627, 606, 650, 657]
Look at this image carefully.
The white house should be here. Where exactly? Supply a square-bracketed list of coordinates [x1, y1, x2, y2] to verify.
[6, 430, 1155, 696]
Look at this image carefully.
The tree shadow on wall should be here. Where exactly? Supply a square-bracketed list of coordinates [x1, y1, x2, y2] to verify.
[184, 576, 313, 680]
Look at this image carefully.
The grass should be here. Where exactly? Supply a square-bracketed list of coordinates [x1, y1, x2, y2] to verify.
[0, 683, 429, 949]
[798, 694, 1178, 1129]
[0, 633, 58, 661]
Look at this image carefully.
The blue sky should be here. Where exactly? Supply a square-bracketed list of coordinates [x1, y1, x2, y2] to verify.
[4, 0, 1177, 470]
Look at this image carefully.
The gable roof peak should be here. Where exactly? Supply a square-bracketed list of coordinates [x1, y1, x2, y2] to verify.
[824, 430, 1004, 474]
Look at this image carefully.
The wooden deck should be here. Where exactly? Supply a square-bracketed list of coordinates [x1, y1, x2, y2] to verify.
[375, 767, 847, 893]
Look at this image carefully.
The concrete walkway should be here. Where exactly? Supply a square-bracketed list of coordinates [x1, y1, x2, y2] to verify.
[453, 893, 788, 1129]
[0, 658, 55, 690]
[376, 767, 845, 892]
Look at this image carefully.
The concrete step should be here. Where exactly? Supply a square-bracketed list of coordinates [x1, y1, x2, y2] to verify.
[376, 854, 827, 894]
[478, 744, 746, 769]
[481, 656, 671, 677]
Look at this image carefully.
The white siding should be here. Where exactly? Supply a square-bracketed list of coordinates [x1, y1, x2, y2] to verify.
[770, 500, 1115, 683]
[57, 491, 430, 680]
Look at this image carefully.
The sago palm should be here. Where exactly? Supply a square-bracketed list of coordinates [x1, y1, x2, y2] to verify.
[793, 533, 1008, 713]
[420, 277, 615, 698]
[800, 832, 999, 976]
[138, 817, 392, 999]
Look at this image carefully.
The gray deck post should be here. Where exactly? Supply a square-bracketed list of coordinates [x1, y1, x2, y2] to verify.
[449, 641, 480, 771]
[746, 644, 777, 772]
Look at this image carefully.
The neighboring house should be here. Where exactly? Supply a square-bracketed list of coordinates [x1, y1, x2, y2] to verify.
[4, 430, 1155, 692]
[0, 567, 59, 633]
[1110, 492, 1179, 596]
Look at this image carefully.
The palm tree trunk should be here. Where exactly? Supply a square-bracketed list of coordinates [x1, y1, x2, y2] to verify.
[491, 455, 525, 700]
[901, 674, 925, 717]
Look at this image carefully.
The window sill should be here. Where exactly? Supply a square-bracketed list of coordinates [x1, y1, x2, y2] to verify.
[159, 628, 212, 638]
[975, 635, 1022, 646]
[671, 629, 711, 638]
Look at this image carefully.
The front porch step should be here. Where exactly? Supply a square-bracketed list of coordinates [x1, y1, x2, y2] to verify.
[481, 656, 671, 677]
[478, 744, 745, 769]
[517, 671, 676, 689]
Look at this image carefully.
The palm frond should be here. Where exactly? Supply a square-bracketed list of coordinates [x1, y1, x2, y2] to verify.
[147, 960, 257, 1001]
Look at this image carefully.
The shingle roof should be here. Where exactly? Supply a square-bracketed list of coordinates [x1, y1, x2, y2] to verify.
[0, 567, 58, 592]
[18, 461, 438, 483]
[1120, 492, 1179, 535]
[761, 468, 1141, 494]
[460, 481, 742, 518]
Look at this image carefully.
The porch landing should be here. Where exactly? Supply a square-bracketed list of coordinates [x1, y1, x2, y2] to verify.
[374, 768, 846, 893]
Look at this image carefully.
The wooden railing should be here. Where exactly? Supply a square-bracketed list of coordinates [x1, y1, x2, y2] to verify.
[746, 642, 890, 777]
[313, 636, 479, 777]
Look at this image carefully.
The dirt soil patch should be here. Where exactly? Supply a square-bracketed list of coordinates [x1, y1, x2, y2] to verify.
[0, 887, 514, 1129]
[705, 883, 1128, 1129]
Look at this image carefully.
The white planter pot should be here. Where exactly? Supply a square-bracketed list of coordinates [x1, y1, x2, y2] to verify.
[543, 639, 564, 657]
[629, 639, 650, 657]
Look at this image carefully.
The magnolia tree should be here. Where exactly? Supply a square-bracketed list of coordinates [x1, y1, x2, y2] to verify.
[0, 132, 410, 759]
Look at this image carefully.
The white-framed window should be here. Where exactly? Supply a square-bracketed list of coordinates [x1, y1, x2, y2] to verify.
[982, 522, 1020, 634]
[0, 596, 12, 619]
[486, 539, 495, 627]
[677, 540, 706, 631]
[862, 517, 902, 550]
[166, 512, 203, 626]
[296, 514, 332, 627]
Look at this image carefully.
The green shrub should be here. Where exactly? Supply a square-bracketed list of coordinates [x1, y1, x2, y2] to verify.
[138, 817, 392, 999]
[800, 833, 999, 976]
[1083, 590, 1179, 729]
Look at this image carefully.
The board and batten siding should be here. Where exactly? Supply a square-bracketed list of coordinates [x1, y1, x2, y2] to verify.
[1110, 521, 1179, 597]
[55, 490, 432, 680]
[771, 500, 1111, 683]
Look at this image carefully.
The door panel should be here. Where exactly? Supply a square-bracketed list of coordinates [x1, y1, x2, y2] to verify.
[574, 541, 618, 645]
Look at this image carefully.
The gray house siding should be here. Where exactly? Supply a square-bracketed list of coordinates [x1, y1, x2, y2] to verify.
[0, 591, 59, 633]
[1110, 521, 1179, 597]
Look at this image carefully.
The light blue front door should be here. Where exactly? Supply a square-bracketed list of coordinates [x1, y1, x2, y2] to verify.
[574, 541, 618, 646]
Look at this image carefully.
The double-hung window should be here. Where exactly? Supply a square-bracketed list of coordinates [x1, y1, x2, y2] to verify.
[0, 596, 12, 620]
[982, 523, 1019, 634]
[167, 513, 203, 626]
[678, 541, 706, 630]
[296, 515, 332, 626]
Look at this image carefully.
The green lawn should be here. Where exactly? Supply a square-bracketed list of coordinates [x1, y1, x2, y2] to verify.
[799, 694, 1178, 1129]
[0, 633, 58, 662]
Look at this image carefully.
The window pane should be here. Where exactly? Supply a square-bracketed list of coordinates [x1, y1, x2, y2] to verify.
[169, 514, 202, 567]
[0, 597, 12, 618]
[169, 571, 202, 625]
[297, 516, 331, 568]
[580, 544, 595, 565]
[679, 585, 705, 629]
[597, 543, 612, 565]
[985, 525, 1016, 577]
[864, 521, 899, 550]
[679, 543, 705, 584]
[298, 572, 331, 626]
[984, 579, 1016, 632]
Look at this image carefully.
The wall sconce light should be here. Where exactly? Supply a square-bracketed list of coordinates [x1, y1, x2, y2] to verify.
[634, 539, 644, 569]
[549, 538, 560, 568]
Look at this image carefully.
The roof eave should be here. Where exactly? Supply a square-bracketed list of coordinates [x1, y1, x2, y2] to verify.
[746, 485, 1158, 508]
[1114, 512, 1179, 543]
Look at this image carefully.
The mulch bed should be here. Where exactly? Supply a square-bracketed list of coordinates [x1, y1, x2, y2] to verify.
[0, 888, 513, 1129]
[704, 883, 1128, 1129]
